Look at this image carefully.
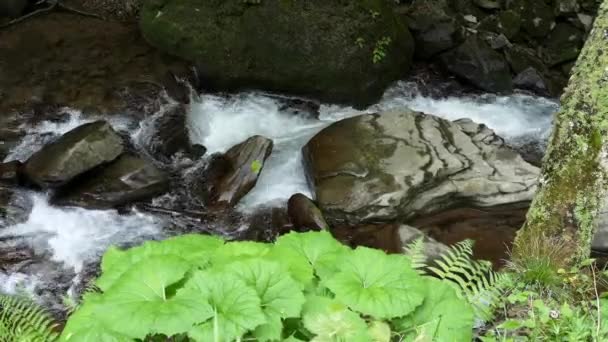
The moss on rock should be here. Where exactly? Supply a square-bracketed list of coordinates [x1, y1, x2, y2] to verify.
[140, 0, 414, 107]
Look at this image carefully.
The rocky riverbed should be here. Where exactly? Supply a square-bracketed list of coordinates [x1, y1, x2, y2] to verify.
[0, 0, 603, 316]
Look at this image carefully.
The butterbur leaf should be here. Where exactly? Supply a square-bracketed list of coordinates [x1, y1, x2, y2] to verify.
[302, 296, 371, 342]
[183, 271, 266, 341]
[226, 259, 306, 341]
[97, 234, 223, 290]
[368, 321, 391, 342]
[395, 278, 474, 341]
[210, 241, 271, 266]
[271, 231, 349, 285]
[94, 256, 213, 339]
[323, 246, 425, 319]
[61, 294, 131, 342]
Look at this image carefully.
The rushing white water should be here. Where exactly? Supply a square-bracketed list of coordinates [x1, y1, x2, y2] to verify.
[0, 193, 163, 273]
[0, 82, 558, 299]
[188, 81, 558, 209]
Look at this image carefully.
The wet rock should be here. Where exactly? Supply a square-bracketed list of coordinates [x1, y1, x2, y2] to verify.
[143, 104, 199, 162]
[410, 204, 529, 268]
[287, 193, 328, 231]
[513, 67, 550, 96]
[277, 97, 320, 120]
[473, 0, 501, 10]
[481, 32, 511, 50]
[439, 36, 513, 93]
[0, 160, 22, 185]
[0, 128, 25, 161]
[398, 224, 449, 262]
[194, 135, 273, 208]
[53, 154, 170, 209]
[541, 23, 585, 67]
[554, 0, 580, 17]
[413, 19, 464, 59]
[303, 109, 539, 224]
[23, 121, 124, 188]
[162, 71, 191, 104]
[406, 0, 452, 32]
[575, 13, 594, 32]
[0, 239, 35, 273]
[504, 44, 546, 74]
[139, 0, 414, 107]
[477, 10, 521, 40]
[0, 0, 27, 18]
[331, 223, 402, 254]
[508, 0, 555, 38]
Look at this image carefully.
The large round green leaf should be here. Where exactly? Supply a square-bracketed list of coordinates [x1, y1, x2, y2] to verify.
[270, 231, 349, 285]
[97, 234, 224, 290]
[183, 271, 266, 341]
[323, 247, 425, 319]
[226, 259, 306, 341]
[302, 296, 371, 342]
[93, 255, 213, 339]
[394, 277, 474, 341]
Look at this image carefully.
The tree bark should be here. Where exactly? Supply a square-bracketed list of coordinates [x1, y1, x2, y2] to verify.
[512, 0, 608, 265]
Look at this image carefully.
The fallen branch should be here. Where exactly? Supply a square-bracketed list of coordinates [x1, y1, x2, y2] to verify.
[0, 0, 105, 29]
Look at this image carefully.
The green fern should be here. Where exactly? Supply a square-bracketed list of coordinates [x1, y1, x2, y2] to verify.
[403, 237, 427, 275]
[0, 294, 59, 342]
[423, 240, 507, 321]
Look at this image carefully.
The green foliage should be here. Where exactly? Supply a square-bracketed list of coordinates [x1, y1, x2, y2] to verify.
[372, 36, 391, 64]
[0, 294, 59, 342]
[481, 259, 608, 341]
[61, 231, 479, 341]
[250, 159, 263, 174]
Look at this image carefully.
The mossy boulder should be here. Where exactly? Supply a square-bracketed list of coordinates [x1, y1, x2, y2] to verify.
[140, 0, 414, 107]
[541, 23, 585, 67]
[477, 10, 521, 39]
[507, 0, 555, 38]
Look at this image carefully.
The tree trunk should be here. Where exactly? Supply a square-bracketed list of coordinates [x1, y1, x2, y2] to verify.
[512, 0, 608, 266]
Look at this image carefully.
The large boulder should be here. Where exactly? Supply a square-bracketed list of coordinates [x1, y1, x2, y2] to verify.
[439, 36, 513, 93]
[541, 23, 585, 67]
[507, 0, 555, 38]
[23, 121, 124, 188]
[303, 109, 539, 224]
[413, 20, 464, 59]
[193, 135, 273, 208]
[53, 154, 170, 209]
[139, 0, 414, 107]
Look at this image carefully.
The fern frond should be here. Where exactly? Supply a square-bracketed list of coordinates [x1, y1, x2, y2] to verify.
[403, 237, 427, 275]
[0, 294, 59, 342]
[426, 239, 506, 321]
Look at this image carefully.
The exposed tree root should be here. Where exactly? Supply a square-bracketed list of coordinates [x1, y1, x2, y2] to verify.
[0, 0, 104, 29]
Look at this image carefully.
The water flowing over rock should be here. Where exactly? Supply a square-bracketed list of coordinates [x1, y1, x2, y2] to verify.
[142, 104, 203, 163]
[303, 109, 539, 224]
[287, 193, 328, 231]
[193, 135, 273, 208]
[139, 0, 414, 107]
[22, 121, 124, 188]
[0, 161, 21, 185]
[53, 154, 169, 209]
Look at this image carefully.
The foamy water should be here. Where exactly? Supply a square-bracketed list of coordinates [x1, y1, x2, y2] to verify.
[188, 82, 558, 209]
[0, 82, 558, 299]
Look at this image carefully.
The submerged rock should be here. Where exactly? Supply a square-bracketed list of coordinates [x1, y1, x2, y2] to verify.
[143, 104, 202, 162]
[139, 0, 414, 107]
[194, 135, 273, 208]
[0, 160, 21, 185]
[287, 193, 328, 231]
[53, 154, 169, 209]
[439, 36, 513, 93]
[398, 224, 449, 262]
[23, 121, 124, 188]
[303, 109, 539, 224]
